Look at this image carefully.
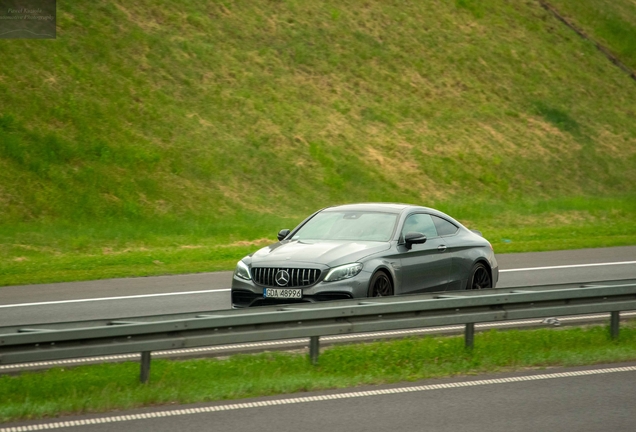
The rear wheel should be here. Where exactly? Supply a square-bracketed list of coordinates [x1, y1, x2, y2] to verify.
[468, 262, 492, 290]
[368, 271, 393, 297]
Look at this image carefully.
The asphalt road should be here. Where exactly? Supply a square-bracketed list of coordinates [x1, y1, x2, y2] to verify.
[3, 363, 635, 432]
[2, 248, 636, 431]
[1, 246, 635, 327]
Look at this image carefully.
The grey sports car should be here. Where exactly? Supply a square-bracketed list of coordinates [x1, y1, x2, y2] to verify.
[231, 203, 498, 308]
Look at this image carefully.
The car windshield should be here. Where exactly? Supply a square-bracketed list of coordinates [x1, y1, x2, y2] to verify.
[292, 211, 398, 242]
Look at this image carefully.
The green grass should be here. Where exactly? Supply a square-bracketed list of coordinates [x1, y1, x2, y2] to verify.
[550, 0, 636, 71]
[1, 0, 636, 286]
[1, 323, 636, 422]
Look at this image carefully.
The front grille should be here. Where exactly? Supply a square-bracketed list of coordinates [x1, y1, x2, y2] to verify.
[252, 267, 321, 287]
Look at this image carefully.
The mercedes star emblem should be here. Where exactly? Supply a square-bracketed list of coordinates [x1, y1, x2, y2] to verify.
[275, 270, 290, 286]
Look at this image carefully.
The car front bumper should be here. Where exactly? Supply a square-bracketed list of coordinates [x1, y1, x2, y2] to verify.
[231, 270, 374, 308]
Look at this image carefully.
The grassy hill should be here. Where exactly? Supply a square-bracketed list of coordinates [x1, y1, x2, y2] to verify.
[1, 0, 635, 285]
[550, 0, 636, 71]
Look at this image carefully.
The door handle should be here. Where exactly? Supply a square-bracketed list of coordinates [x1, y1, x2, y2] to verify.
[437, 245, 447, 252]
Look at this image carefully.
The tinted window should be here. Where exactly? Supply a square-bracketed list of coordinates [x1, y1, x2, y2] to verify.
[432, 215, 458, 236]
[292, 211, 398, 242]
[401, 214, 438, 238]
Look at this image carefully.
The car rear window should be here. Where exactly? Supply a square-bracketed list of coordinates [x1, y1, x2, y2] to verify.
[432, 215, 459, 236]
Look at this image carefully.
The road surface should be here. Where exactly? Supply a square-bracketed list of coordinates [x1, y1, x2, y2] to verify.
[1, 246, 635, 327]
[2, 362, 635, 432]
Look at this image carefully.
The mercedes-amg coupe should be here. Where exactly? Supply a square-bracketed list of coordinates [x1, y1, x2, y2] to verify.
[231, 203, 498, 308]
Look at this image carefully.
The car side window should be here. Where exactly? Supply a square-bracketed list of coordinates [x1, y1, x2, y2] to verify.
[401, 213, 438, 239]
[432, 215, 458, 236]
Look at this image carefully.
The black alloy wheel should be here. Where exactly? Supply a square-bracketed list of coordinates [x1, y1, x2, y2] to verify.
[469, 262, 492, 290]
[368, 271, 393, 297]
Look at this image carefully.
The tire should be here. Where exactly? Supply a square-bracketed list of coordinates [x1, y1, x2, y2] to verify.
[468, 262, 492, 290]
[368, 271, 394, 297]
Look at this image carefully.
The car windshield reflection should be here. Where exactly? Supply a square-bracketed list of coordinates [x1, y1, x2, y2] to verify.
[292, 211, 398, 242]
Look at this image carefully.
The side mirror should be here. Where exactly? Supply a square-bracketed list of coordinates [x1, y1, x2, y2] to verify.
[404, 232, 426, 250]
[277, 229, 290, 241]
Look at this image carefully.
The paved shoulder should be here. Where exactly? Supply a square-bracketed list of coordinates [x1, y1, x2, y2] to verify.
[3, 362, 635, 432]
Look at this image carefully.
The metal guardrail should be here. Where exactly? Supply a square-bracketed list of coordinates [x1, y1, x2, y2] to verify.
[1, 283, 635, 382]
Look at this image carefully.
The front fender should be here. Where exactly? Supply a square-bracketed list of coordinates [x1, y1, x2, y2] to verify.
[360, 258, 401, 296]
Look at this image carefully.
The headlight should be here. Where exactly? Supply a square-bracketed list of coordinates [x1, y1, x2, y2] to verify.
[324, 263, 363, 282]
[234, 260, 251, 280]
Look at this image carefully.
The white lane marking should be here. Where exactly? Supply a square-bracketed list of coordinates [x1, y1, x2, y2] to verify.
[0, 289, 230, 309]
[2, 260, 635, 309]
[3, 365, 635, 431]
[500, 261, 636, 273]
[3, 311, 634, 372]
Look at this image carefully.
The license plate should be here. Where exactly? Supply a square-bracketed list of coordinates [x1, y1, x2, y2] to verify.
[263, 288, 302, 299]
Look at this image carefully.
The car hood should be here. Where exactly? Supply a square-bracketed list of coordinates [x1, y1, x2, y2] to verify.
[249, 239, 391, 268]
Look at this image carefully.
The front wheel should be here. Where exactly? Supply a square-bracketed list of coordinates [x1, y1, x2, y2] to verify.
[368, 271, 393, 297]
[468, 262, 492, 290]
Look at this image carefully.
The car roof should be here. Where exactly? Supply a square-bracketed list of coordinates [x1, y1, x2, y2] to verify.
[322, 202, 435, 214]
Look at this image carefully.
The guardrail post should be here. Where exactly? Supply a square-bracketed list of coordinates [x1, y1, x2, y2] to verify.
[309, 336, 320, 365]
[465, 323, 475, 350]
[140, 351, 151, 383]
[610, 311, 620, 339]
